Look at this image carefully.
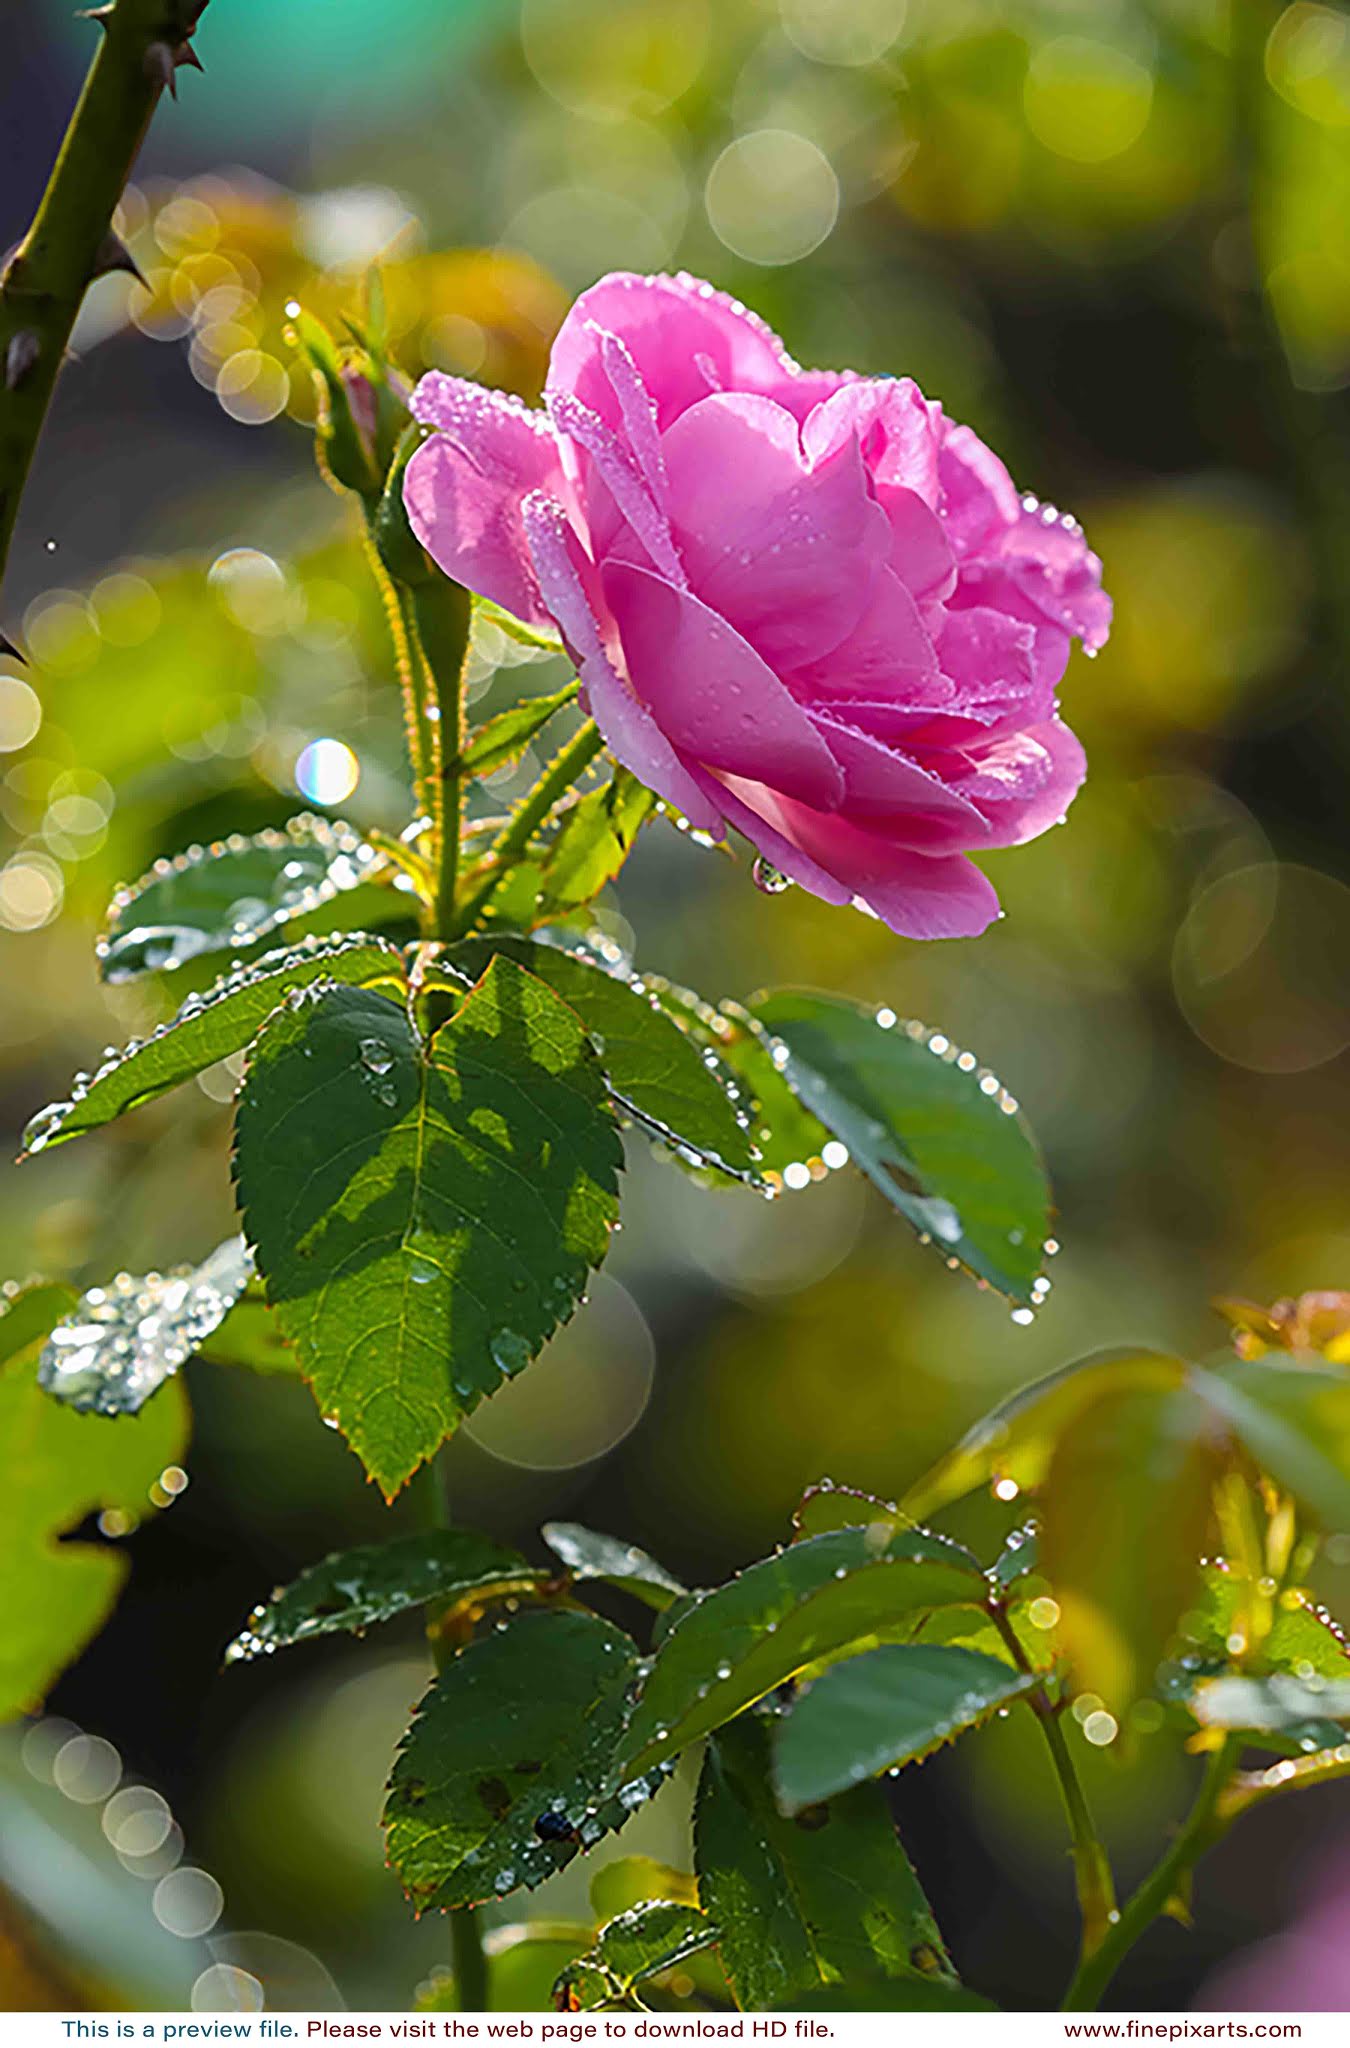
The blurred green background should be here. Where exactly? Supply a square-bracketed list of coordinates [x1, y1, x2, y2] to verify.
[2, 0, 1349, 2017]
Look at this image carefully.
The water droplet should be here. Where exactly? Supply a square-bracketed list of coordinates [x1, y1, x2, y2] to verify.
[751, 857, 792, 896]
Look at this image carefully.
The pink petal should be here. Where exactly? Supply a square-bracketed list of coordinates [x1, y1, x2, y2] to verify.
[521, 493, 723, 835]
[602, 560, 845, 811]
[807, 712, 991, 847]
[993, 509, 1113, 652]
[690, 767, 1001, 939]
[938, 420, 1022, 555]
[785, 566, 943, 705]
[804, 381, 954, 600]
[405, 374, 564, 629]
[956, 718, 1087, 848]
[547, 271, 798, 431]
[547, 387, 685, 586]
[661, 391, 890, 671]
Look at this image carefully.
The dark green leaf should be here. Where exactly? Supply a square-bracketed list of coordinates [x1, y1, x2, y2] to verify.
[695, 1716, 952, 2010]
[554, 1903, 718, 2011]
[542, 771, 656, 913]
[903, 1350, 1189, 1521]
[22, 935, 404, 1156]
[750, 991, 1050, 1300]
[989, 1522, 1041, 1591]
[99, 816, 388, 981]
[38, 1236, 252, 1416]
[618, 1526, 987, 1779]
[461, 684, 580, 778]
[1042, 1382, 1221, 1712]
[226, 1529, 548, 1664]
[1192, 1356, 1350, 1531]
[384, 1610, 664, 1910]
[649, 986, 831, 1182]
[0, 1290, 190, 1719]
[541, 1523, 686, 1611]
[774, 1645, 1038, 1810]
[236, 957, 622, 1497]
[447, 937, 760, 1183]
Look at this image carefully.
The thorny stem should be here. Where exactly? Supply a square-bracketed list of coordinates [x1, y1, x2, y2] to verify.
[988, 1603, 1118, 1965]
[363, 525, 434, 824]
[409, 579, 473, 940]
[0, 0, 209, 632]
[1061, 1737, 1241, 2012]
[450, 719, 604, 938]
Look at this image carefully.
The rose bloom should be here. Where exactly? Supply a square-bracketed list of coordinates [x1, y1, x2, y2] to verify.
[404, 271, 1111, 938]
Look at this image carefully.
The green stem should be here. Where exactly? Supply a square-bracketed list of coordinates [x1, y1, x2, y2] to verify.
[989, 1606, 1117, 1959]
[1218, 1742, 1350, 1823]
[365, 532, 433, 827]
[450, 719, 604, 938]
[0, 1, 209, 625]
[410, 580, 472, 939]
[1062, 1737, 1240, 2012]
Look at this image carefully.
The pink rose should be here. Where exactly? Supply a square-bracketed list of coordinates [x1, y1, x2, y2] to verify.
[403, 271, 1110, 938]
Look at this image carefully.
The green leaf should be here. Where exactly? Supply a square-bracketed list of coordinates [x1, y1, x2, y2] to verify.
[234, 955, 623, 1497]
[38, 1236, 252, 1416]
[792, 1480, 904, 1541]
[541, 1523, 686, 1611]
[774, 1645, 1039, 1810]
[226, 1528, 549, 1664]
[903, 1350, 1189, 1521]
[541, 770, 656, 913]
[988, 1522, 1041, 1591]
[1192, 1357, 1350, 1531]
[749, 991, 1051, 1299]
[695, 1715, 952, 2010]
[383, 1609, 664, 1910]
[618, 1526, 987, 1779]
[22, 935, 404, 1155]
[416, 1924, 593, 2012]
[461, 684, 580, 778]
[99, 815, 390, 981]
[1042, 1382, 1221, 1712]
[649, 985, 831, 1183]
[554, 1903, 718, 2011]
[0, 1285, 190, 1720]
[447, 937, 760, 1183]
[0, 1280, 77, 1366]
[1191, 1673, 1350, 1734]
[772, 1978, 997, 2013]
[473, 594, 565, 658]
[196, 1288, 300, 1376]
[588, 1856, 698, 1922]
[1177, 1564, 1350, 1680]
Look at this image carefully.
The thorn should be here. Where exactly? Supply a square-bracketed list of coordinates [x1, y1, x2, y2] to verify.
[174, 41, 204, 71]
[0, 630, 26, 665]
[5, 329, 40, 391]
[144, 40, 177, 95]
[92, 230, 146, 288]
[75, 5, 116, 24]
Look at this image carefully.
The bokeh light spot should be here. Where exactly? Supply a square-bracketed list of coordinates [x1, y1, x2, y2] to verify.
[0, 674, 41, 752]
[1024, 37, 1154, 165]
[294, 738, 360, 807]
[705, 129, 839, 266]
[1173, 863, 1350, 1073]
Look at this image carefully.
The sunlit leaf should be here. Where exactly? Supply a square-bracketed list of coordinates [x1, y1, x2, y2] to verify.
[226, 1528, 549, 1663]
[903, 1351, 1188, 1521]
[541, 770, 656, 914]
[1191, 1673, 1350, 1734]
[234, 956, 622, 1496]
[99, 816, 388, 981]
[588, 1856, 699, 1923]
[774, 1645, 1039, 1810]
[461, 684, 580, 778]
[196, 1288, 300, 1376]
[618, 1527, 987, 1779]
[447, 937, 760, 1182]
[416, 1924, 592, 2013]
[750, 992, 1050, 1300]
[553, 1902, 718, 2011]
[0, 1285, 189, 1720]
[21, 935, 403, 1156]
[1177, 1563, 1350, 1680]
[1192, 1356, 1350, 1532]
[384, 1610, 664, 1910]
[695, 1716, 953, 2010]
[541, 1522, 686, 1612]
[39, 1237, 252, 1417]
[472, 595, 566, 658]
[649, 985, 831, 1182]
[792, 1480, 904, 1541]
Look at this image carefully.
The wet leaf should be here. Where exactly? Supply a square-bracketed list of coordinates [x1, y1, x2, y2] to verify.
[384, 1610, 663, 1910]
[99, 816, 388, 981]
[473, 596, 565, 658]
[21, 935, 404, 1156]
[1191, 1673, 1350, 1734]
[226, 1528, 549, 1663]
[617, 1526, 987, 1779]
[773, 1645, 1038, 1810]
[903, 1350, 1189, 1521]
[650, 985, 831, 1182]
[988, 1522, 1041, 1591]
[1177, 1563, 1350, 1679]
[694, 1715, 952, 2010]
[541, 770, 656, 914]
[1191, 1356, 1350, 1531]
[234, 956, 622, 1497]
[461, 683, 580, 779]
[0, 1284, 190, 1719]
[541, 1522, 686, 1611]
[749, 991, 1050, 1300]
[792, 1480, 904, 1540]
[553, 1903, 718, 2011]
[196, 1288, 301, 1375]
[39, 1237, 252, 1416]
[447, 937, 759, 1183]
[1042, 1382, 1222, 1712]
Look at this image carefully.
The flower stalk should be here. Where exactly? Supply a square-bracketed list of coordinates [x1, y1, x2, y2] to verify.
[0, 0, 210, 629]
[450, 720, 605, 939]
